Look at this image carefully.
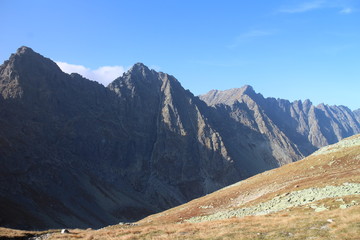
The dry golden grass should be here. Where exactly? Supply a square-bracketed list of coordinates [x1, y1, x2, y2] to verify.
[0, 227, 58, 239]
[2, 200, 360, 239]
[14, 201, 357, 240]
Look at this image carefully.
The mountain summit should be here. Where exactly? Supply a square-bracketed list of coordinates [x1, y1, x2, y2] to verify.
[0, 47, 359, 230]
[1, 46, 54, 101]
[200, 85, 256, 106]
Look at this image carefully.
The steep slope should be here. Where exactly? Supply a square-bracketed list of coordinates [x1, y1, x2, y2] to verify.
[199, 86, 306, 175]
[0, 47, 238, 229]
[354, 109, 360, 123]
[107, 65, 301, 202]
[0, 47, 283, 230]
[200, 87, 360, 157]
[107, 63, 241, 208]
[203, 97, 303, 176]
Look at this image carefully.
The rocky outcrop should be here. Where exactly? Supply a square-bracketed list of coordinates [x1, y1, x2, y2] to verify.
[0, 47, 358, 230]
[200, 87, 360, 158]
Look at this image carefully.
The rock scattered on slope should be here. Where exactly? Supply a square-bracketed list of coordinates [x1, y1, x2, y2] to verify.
[188, 182, 360, 223]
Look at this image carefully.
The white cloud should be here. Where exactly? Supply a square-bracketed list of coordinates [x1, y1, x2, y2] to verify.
[56, 61, 126, 86]
[279, 0, 325, 13]
[339, 7, 353, 14]
[93, 66, 126, 83]
[279, 0, 356, 14]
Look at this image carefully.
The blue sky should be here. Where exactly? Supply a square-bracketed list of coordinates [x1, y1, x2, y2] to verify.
[1, 0, 359, 110]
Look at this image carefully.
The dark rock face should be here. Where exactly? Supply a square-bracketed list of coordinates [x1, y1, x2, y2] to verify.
[0, 47, 155, 229]
[200, 87, 360, 158]
[107, 63, 240, 208]
[0, 48, 240, 230]
[0, 47, 359, 230]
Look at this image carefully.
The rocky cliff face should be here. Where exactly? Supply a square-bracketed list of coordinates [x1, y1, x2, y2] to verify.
[0, 47, 359, 230]
[354, 109, 360, 123]
[0, 47, 240, 230]
[0, 47, 156, 229]
[200, 86, 360, 157]
[107, 63, 241, 208]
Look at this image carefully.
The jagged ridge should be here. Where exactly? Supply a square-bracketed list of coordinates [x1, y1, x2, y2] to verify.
[200, 88, 360, 157]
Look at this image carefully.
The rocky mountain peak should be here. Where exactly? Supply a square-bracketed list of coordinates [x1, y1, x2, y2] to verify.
[15, 46, 35, 56]
[0, 46, 45, 99]
[199, 85, 258, 106]
[108, 62, 162, 98]
[126, 62, 153, 78]
[0, 46, 67, 100]
[241, 84, 255, 95]
[130, 62, 149, 71]
[112, 63, 160, 87]
[302, 99, 313, 110]
[3, 46, 61, 74]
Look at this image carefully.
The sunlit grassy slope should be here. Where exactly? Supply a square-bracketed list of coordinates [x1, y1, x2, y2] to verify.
[1, 134, 360, 239]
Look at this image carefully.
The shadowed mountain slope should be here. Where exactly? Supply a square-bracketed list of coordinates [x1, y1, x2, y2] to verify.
[1, 47, 241, 229]
[0, 47, 281, 229]
[0, 47, 156, 229]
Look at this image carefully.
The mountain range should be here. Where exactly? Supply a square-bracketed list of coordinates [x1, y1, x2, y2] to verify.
[0, 46, 359, 230]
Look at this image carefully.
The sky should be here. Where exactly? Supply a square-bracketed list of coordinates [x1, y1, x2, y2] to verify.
[1, 0, 359, 110]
